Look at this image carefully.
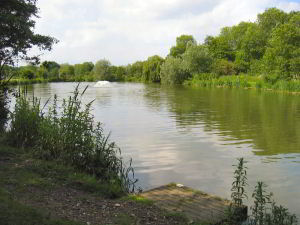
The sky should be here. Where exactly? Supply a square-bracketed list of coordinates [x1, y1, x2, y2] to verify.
[33, 0, 300, 66]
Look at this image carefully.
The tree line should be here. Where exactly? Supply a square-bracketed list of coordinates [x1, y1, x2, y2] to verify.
[3, 8, 298, 86]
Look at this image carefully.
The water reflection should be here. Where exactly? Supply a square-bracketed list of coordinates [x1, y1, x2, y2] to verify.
[145, 86, 300, 156]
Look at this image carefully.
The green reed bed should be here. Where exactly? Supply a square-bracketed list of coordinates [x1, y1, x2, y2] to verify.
[185, 73, 300, 93]
[6, 84, 138, 198]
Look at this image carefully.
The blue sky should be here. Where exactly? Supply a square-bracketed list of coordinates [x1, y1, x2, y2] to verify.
[33, 0, 300, 66]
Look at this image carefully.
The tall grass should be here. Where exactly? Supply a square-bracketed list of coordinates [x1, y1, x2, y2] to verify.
[185, 73, 300, 93]
[0, 85, 9, 133]
[7, 84, 138, 197]
[8, 91, 42, 147]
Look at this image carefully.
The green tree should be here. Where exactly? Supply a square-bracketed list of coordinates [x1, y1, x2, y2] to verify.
[257, 8, 288, 37]
[41, 61, 60, 79]
[125, 61, 144, 81]
[74, 62, 93, 76]
[213, 59, 236, 76]
[109, 66, 126, 81]
[205, 28, 236, 61]
[36, 66, 48, 79]
[20, 65, 37, 79]
[41, 61, 60, 71]
[182, 44, 213, 74]
[142, 55, 164, 82]
[169, 35, 196, 58]
[0, 0, 57, 78]
[263, 15, 300, 79]
[59, 64, 74, 79]
[160, 56, 190, 85]
[93, 59, 112, 81]
[0, 0, 57, 131]
[241, 23, 267, 61]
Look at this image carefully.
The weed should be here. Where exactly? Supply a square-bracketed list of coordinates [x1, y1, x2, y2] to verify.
[231, 158, 248, 207]
[227, 158, 298, 225]
[251, 181, 272, 224]
[121, 195, 154, 205]
[247, 182, 298, 225]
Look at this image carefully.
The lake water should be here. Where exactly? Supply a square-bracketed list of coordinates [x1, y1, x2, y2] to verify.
[22, 82, 300, 216]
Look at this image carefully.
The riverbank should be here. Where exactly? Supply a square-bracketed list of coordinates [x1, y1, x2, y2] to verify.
[184, 74, 300, 94]
[5, 77, 94, 85]
[5, 74, 300, 95]
[0, 143, 196, 225]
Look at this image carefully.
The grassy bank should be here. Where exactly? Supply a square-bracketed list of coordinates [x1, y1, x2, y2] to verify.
[0, 143, 196, 225]
[184, 74, 300, 93]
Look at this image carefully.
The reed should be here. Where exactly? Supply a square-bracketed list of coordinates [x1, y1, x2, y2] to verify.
[185, 73, 300, 93]
[7, 84, 138, 197]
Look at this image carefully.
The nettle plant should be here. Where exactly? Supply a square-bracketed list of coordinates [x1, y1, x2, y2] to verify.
[228, 158, 298, 225]
[231, 158, 248, 207]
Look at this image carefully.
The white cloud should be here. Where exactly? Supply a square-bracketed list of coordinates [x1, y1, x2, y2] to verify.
[33, 0, 300, 65]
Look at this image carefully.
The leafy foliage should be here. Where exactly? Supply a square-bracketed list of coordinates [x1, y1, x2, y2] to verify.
[231, 158, 248, 206]
[0, 0, 57, 132]
[182, 44, 213, 74]
[93, 59, 112, 81]
[142, 55, 164, 82]
[160, 57, 190, 85]
[0, 0, 57, 70]
[169, 35, 197, 58]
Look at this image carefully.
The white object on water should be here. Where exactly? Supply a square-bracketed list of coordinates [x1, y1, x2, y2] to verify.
[94, 80, 112, 87]
[176, 183, 184, 188]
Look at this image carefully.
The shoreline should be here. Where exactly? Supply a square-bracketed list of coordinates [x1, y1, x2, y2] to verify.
[5, 76, 300, 95]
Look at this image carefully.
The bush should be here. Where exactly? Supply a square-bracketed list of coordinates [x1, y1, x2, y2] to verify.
[263, 74, 279, 85]
[213, 59, 236, 76]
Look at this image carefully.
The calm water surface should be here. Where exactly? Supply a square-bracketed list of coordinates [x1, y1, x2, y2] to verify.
[23, 82, 300, 216]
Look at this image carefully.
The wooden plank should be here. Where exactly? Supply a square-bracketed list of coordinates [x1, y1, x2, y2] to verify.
[140, 183, 247, 224]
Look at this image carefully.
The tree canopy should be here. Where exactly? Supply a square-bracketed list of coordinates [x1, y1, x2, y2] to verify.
[0, 0, 57, 79]
[0, 0, 57, 132]
[1, 7, 299, 87]
[169, 35, 197, 58]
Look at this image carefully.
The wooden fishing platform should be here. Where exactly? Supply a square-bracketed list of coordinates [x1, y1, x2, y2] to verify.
[140, 183, 247, 224]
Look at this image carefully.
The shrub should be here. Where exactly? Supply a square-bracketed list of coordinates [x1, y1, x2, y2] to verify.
[263, 74, 279, 85]
[213, 59, 236, 76]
